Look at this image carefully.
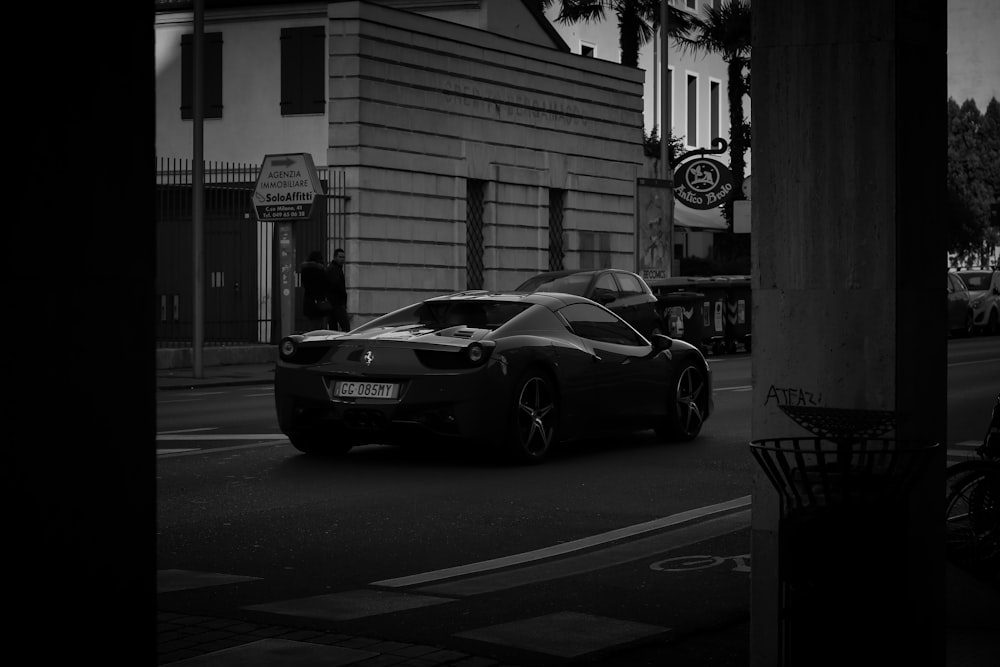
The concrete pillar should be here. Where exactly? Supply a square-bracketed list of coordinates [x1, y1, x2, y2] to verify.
[750, 2, 947, 665]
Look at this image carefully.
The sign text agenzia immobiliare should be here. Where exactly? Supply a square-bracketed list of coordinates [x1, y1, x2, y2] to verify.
[252, 153, 324, 222]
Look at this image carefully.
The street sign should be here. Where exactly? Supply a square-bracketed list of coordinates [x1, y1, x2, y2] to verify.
[252, 153, 324, 221]
[674, 157, 735, 210]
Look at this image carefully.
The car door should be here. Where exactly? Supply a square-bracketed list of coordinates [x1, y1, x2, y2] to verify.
[557, 302, 662, 423]
[947, 274, 969, 331]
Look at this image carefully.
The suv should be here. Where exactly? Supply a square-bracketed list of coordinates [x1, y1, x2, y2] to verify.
[956, 269, 1000, 335]
[515, 269, 665, 339]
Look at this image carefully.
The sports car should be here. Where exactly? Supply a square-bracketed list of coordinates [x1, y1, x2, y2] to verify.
[275, 290, 713, 463]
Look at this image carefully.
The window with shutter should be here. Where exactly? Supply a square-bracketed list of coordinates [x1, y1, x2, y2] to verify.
[181, 32, 223, 119]
[281, 26, 326, 116]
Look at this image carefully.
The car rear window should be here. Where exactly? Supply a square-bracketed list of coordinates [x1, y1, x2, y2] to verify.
[959, 272, 991, 290]
[356, 300, 532, 332]
[518, 274, 591, 296]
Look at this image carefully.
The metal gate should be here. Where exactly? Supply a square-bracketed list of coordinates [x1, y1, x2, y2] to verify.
[155, 158, 347, 345]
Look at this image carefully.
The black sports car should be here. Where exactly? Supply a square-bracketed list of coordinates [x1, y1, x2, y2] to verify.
[515, 268, 665, 339]
[275, 291, 712, 463]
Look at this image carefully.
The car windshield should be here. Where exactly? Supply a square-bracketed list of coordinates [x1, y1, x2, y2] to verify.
[354, 300, 532, 332]
[960, 272, 991, 290]
[517, 274, 591, 296]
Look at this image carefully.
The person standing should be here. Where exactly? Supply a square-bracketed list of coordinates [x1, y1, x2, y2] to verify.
[326, 247, 351, 331]
[300, 250, 333, 329]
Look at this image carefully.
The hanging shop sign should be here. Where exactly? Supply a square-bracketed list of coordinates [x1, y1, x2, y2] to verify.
[674, 157, 735, 211]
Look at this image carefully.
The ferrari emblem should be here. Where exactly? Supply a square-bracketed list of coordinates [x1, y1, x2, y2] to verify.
[363, 350, 374, 366]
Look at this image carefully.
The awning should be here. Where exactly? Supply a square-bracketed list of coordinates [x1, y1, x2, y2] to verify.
[673, 204, 729, 231]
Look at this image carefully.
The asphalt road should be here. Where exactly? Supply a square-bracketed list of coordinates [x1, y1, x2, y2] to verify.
[155, 338, 999, 664]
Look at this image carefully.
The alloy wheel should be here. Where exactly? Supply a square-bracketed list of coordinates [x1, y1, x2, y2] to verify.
[515, 375, 557, 458]
[674, 366, 706, 439]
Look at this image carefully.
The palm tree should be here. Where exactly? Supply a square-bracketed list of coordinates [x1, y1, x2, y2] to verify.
[675, 0, 751, 226]
[533, 0, 695, 68]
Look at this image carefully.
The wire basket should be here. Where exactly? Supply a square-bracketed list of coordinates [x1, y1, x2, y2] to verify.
[750, 437, 938, 517]
[778, 405, 899, 442]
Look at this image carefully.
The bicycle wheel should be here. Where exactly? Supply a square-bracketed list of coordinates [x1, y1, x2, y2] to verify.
[945, 462, 1000, 572]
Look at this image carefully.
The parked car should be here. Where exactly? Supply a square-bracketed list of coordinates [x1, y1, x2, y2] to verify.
[947, 272, 975, 337]
[956, 269, 1000, 335]
[275, 291, 712, 463]
[514, 269, 665, 339]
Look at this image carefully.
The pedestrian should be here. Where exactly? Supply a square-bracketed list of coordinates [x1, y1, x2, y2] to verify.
[326, 247, 351, 331]
[300, 250, 333, 329]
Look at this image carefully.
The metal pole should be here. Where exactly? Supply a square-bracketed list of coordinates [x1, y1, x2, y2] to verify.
[661, 0, 674, 277]
[192, 0, 205, 378]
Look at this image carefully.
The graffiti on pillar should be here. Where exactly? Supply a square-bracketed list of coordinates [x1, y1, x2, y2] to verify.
[763, 384, 824, 407]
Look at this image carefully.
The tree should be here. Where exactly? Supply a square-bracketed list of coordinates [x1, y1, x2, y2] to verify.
[674, 0, 751, 228]
[947, 97, 996, 264]
[643, 125, 684, 161]
[533, 0, 695, 68]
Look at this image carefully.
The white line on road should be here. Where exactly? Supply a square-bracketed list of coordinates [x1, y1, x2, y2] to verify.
[156, 440, 286, 458]
[157, 433, 285, 440]
[157, 427, 219, 435]
[371, 495, 751, 588]
[948, 357, 999, 367]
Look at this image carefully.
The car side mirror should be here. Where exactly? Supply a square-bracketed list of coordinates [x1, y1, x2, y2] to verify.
[649, 333, 673, 352]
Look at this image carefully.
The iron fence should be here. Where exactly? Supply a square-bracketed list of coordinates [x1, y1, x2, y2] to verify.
[155, 157, 347, 346]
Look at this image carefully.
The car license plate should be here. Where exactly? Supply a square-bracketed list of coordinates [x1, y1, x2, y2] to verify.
[334, 381, 399, 399]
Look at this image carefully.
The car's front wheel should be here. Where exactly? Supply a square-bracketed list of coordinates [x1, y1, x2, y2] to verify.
[656, 364, 708, 442]
[504, 370, 559, 464]
[987, 309, 1000, 336]
[963, 311, 975, 337]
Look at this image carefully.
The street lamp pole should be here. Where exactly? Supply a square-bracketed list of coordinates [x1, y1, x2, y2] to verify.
[192, 0, 205, 377]
[661, 0, 674, 277]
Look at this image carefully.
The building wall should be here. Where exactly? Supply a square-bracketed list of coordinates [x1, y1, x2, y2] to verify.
[155, 4, 331, 163]
[331, 2, 644, 320]
[155, 1, 645, 326]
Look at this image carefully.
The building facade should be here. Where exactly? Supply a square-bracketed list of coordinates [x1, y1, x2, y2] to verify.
[542, 0, 751, 260]
[155, 0, 646, 335]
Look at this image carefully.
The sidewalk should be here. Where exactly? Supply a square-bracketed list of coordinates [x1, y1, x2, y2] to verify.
[156, 353, 1000, 665]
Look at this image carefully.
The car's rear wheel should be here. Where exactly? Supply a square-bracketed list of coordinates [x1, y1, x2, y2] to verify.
[287, 430, 354, 456]
[656, 364, 708, 442]
[504, 370, 559, 464]
[277, 394, 354, 456]
[987, 309, 999, 336]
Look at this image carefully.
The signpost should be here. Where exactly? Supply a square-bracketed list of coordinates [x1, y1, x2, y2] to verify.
[253, 153, 323, 338]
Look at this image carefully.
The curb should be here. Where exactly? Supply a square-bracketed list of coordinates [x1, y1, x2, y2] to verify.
[156, 345, 277, 370]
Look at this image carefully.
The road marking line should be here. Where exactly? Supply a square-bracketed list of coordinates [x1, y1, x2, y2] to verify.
[371, 496, 751, 588]
[157, 427, 219, 435]
[412, 510, 750, 597]
[157, 441, 286, 458]
[948, 358, 999, 367]
[156, 433, 284, 440]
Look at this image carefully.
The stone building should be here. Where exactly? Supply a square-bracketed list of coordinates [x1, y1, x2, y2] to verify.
[155, 0, 646, 332]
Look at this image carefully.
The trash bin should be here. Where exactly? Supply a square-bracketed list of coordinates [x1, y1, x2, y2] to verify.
[684, 277, 727, 355]
[718, 275, 751, 353]
[750, 422, 937, 667]
[654, 290, 707, 352]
